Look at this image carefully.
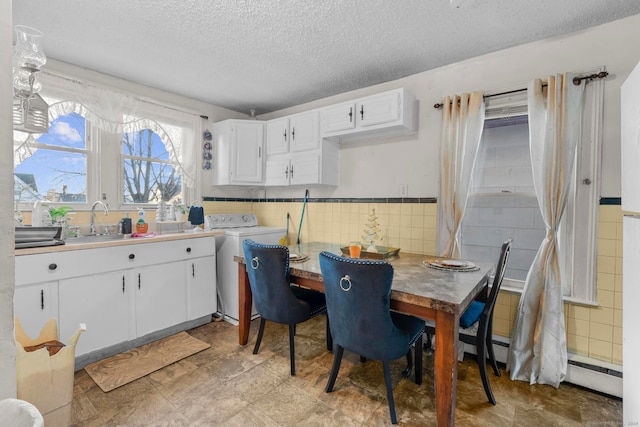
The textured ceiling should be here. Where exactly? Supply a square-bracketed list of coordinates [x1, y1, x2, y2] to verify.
[12, 1, 640, 115]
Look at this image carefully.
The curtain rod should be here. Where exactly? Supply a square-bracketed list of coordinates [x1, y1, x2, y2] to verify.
[433, 71, 609, 109]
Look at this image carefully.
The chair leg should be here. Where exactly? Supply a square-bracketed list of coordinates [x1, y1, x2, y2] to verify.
[253, 318, 266, 355]
[383, 361, 398, 425]
[289, 324, 296, 376]
[325, 345, 344, 392]
[415, 334, 423, 386]
[476, 333, 496, 405]
[486, 320, 500, 377]
[402, 349, 413, 378]
[326, 315, 333, 352]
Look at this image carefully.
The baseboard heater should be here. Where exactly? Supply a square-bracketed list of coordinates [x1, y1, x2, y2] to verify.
[463, 338, 622, 399]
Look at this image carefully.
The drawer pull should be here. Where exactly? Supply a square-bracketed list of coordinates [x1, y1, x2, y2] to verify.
[40, 289, 44, 310]
[129, 254, 135, 260]
[186, 247, 192, 253]
[48, 263, 57, 271]
[122, 275, 125, 293]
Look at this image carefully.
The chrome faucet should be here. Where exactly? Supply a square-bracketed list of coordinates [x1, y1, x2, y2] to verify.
[89, 201, 109, 235]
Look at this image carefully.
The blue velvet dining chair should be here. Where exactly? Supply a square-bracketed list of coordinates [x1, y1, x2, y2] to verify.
[425, 238, 512, 405]
[318, 251, 424, 425]
[242, 239, 330, 376]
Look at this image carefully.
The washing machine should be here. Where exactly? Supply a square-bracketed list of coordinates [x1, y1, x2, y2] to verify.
[206, 213, 285, 324]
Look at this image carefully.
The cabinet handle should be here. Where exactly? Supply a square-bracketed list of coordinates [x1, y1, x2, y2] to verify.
[40, 289, 44, 310]
[292, 127, 295, 141]
[192, 263, 195, 278]
[48, 263, 57, 271]
[129, 254, 135, 260]
[360, 104, 364, 120]
[122, 275, 125, 293]
[349, 107, 353, 123]
[283, 129, 287, 142]
[290, 165, 294, 178]
[138, 273, 141, 289]
[258, 147, 262, 158]
[186, 247, 192, 253]
[285, 165, 289, 178]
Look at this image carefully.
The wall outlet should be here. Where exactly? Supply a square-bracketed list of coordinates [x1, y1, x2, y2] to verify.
[401, 184, 408, 197]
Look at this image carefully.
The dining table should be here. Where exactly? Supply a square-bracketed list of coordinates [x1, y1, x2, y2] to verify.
[234, 242, 494, 427]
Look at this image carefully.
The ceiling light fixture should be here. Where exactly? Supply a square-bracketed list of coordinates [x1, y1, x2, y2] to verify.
[12, 25, 49, 134]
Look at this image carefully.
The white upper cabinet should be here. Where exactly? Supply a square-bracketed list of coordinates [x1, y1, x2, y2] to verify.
[266, 111, 320, 156]
[265, 110, 338, 187]
[213, 119, 264, 185]
[321, 88, 418, 142]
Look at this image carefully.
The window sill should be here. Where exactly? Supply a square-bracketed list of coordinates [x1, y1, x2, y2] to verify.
[500, 283, 598, 307]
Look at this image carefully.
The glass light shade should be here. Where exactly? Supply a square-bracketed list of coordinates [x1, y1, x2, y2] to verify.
[13, 25, 46, 69]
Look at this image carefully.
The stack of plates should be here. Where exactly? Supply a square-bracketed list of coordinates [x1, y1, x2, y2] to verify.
[423, 258, 479, 272]
[289, 253, 309, 263]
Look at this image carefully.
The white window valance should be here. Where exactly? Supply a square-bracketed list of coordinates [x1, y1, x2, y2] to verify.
[15, 70, 201, 190]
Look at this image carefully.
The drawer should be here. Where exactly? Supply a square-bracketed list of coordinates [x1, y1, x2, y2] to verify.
[16, 236, 216, 285]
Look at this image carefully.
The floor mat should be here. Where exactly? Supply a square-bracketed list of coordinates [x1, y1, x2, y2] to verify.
[84, 332, 210, 392]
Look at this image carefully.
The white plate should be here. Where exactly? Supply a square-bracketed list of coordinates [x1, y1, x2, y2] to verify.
[441, 259, 467, 267]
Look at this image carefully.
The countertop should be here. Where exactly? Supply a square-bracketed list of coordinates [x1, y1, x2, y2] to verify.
[15, 230, 223, 256]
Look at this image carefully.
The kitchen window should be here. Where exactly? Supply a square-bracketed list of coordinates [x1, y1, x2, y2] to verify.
[13, 71, 200, 214]
[122, 127, 182, 204]
[457, 73, 604, 304]
[14, 111, 89, 206]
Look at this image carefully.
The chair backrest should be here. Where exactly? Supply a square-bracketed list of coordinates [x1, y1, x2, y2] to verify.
[318, 251, 413, 361]
[242, 239, 311, 324]
[481, 239, 512, 320]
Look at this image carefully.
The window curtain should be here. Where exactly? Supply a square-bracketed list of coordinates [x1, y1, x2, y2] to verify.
[507, 73, 585, 387]
[14, 71, 200, 194]
[437, 92, 485, 258]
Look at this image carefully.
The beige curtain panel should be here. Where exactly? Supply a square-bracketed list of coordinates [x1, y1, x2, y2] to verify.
[508, 73, 585, 387]
[438, 92, 485, 258]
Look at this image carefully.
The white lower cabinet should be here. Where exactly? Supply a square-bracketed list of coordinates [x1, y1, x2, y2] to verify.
[188, 256, 217, 320]
[134, 261, 187, 337]
[14, 236, 217, 358]
[14, 281, 58, 339]
[58, 271, 131, 356]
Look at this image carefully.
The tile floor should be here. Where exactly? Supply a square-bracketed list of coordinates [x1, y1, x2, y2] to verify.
[71, 317, 622, 426]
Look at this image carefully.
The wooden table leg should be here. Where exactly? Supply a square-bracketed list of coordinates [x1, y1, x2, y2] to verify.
[238, 263, 252, 345]
[434, 310, 458, 427]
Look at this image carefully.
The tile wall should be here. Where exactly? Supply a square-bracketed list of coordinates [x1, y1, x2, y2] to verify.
[202, 199, 623, 366]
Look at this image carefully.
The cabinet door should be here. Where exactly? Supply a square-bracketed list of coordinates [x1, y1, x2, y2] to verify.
[265, 158, 292, 186]
[322, 102, 356, 134]
[58, 271, 131, 356]
[231, 122, 264, 183]
[135, 261, 187, 337]
[291, 153, 320, 186]
[357, 91, 401, 127]
[14, 282, 58, 339]
[266, 118, 289, 156]
[188, 256, 217, 320]
[290, 111, 320, 152]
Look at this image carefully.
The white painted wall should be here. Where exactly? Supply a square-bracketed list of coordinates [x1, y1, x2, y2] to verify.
[1, 1, 16, 399]
[252, 14, 640, 200]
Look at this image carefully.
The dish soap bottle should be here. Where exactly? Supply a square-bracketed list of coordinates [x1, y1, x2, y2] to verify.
[136, 208, 148, 233]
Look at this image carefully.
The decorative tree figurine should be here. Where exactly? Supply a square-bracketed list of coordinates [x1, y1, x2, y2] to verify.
[361, 208, 382, 253]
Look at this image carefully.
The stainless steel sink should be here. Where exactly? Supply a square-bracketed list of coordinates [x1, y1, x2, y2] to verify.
[64, 234, 124, 245]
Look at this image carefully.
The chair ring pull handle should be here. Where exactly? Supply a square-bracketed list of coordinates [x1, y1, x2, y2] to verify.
[339, 275, 352, 292]
[251, 257, 259, 270]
